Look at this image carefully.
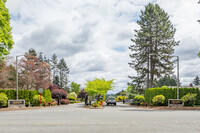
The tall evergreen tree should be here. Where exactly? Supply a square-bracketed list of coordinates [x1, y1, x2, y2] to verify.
[57, 58, 70, 89]
[193, 76, 200, 86]
[129, 3, 179, 88]
[50, 53, 58, 82]
[53, 75, 60, 86]
[38, 52, 43, 62]
[154, 75, 177, 87]
[0, 0, 14, 58]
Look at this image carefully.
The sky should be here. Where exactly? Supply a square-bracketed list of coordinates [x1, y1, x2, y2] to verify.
[6, 0, 200, 93]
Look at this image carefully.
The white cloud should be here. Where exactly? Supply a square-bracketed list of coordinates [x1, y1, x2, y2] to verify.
[6, 0, 200, 93]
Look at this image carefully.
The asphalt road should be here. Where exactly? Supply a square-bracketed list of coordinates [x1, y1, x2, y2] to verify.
[0, 102, 200, 133]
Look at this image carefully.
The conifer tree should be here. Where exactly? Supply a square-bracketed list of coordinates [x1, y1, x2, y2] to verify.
[129, 3, 179, 88]
[57, 58, 70, 88]
[193, 76, 200, 85]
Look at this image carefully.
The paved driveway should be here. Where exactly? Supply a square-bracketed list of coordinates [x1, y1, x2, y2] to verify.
[0, 102, 200, 133]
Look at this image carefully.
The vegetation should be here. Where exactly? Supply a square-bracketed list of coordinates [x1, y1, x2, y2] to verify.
[0, 92, 8, 107]
[152, 95, 165, 106]
[133, 95, 145, 105]
[154, 75, 177, 87]
[70, 82, 81, 95]
[85, 78, 114, 101]
[51, 88, 68, 99]
[68, 92, 77, 99]
[61, 99, 70, 105]
[0, 0, 14, 58]
[145, 87, 200, 105]
[181, 93, 197, 106]
[32, 95, 46, 106]
[193, 76, 200, 86]
[78, 89, 88, 100]
[129, 3, 179, 88]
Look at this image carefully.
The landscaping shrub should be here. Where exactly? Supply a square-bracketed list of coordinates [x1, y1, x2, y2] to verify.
[92, 102, 101, 107]
[68, 96, 76, 100]
[69, 100, 75, 103]
[29, 90, 39, 105]
[61, 99, 70, 105]
[152, 95, 165, 106]
[0, 93, 8, 107]
[145, 87, 200, 105]
[116, 96, 127, 101]
[51, 89, 67, 99]
[68, 92, 77, 99]
[128, 93, 137, 99]
[181, 93, 197, 106]
[19, 90, 30, 106]
[133, 95, 145, 105]
[32, 95, 46, 106]
[42, 89, 52, 103]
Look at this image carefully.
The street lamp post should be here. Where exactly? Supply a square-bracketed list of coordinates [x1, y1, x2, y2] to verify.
[173, 56, 180, 99]
[16, 55, 24, 100]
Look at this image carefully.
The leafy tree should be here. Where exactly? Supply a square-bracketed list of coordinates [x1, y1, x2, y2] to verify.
[19, 49, 51, 90]
[57, 58, 70, 88]
[154, 75, 177, 87]
[0, 0, 14, 58]
[0, 57, 16, 89]
[70, 82, 81, 95]
[193, 76, 200, 86]
[129, 3, 179, 88]
[127, 86, 139, 94]
[85, 78, 114, 101]
[78, 89, 88, 100]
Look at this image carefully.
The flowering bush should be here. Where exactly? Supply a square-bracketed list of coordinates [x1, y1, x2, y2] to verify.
[0, 93, 8, 107]
[68, 92, 77, 99]
[51, 101, 57, 106]
[116, 96, 127, 101]
[181, 93, 197, 106]
[32, 95, 46, 106]
[92, 102, 101, 107]
[133, 95, 145, 105]
[98, 100, 104, 106]
[61, 99, 70, 105]
[68, 96, 76, 100]
[152, 95, 165, 106]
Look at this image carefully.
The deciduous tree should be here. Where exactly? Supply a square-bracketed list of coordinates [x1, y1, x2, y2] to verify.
[85, 78, 114, 101]
[0, 0, 14, 58]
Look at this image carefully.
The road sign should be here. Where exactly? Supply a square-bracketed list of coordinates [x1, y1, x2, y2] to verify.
[38, 88, 43, 94]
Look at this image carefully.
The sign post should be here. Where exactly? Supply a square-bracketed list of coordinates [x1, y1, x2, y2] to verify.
[38, 88, 43, 106]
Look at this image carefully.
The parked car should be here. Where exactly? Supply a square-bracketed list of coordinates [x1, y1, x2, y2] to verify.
[106, 97, 116, 106]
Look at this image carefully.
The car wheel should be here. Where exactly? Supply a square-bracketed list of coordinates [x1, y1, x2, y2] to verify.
[107, 103, 109, 106]
[114, 103, 116, 106]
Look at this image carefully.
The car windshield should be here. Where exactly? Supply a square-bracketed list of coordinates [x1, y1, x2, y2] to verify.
[108, 98, 115, 100]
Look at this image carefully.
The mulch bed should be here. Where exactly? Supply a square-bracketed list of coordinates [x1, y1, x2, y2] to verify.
[131, 105, 200, 110]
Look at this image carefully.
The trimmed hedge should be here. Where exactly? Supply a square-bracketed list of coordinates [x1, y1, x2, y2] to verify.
[0, 89, 52, 106]
[42, 89, 52, 103]
[145, 87, 200, 105]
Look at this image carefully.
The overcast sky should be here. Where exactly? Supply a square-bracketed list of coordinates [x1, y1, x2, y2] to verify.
[6, 0, 200, 93]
